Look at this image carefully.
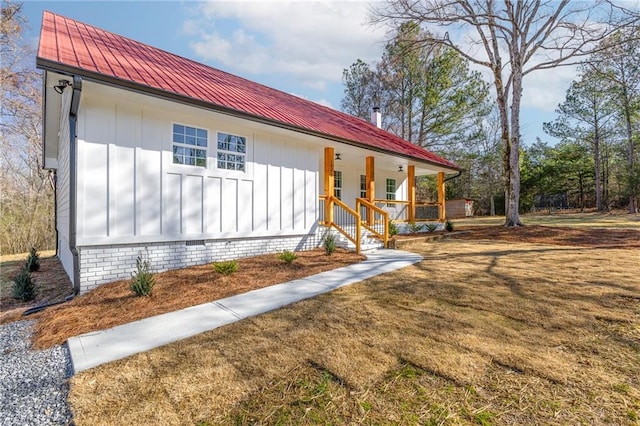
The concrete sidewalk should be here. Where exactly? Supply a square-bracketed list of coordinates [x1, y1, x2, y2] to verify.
[67, 249, 423, 373]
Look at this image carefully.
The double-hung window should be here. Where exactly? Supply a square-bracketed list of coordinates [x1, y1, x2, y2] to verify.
[334, 170, 343, 200]
[173, 124, 207, 167]
[386, 178, 396, 201]
[217, 132, 246, 171]
[360, 174, 367, 198]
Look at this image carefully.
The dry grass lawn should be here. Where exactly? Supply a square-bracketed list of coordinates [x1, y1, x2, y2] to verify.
[69, 236, 640, 425]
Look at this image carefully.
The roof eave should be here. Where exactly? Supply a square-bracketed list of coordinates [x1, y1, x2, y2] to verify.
[36, 57, 461, 173]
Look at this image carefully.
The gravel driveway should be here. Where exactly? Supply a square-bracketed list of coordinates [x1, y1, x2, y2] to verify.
[0, 320, 73, 425]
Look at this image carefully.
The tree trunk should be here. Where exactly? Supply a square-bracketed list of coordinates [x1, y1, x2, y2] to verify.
[593, 107, 603, 211]
[505, 67, 523, 226]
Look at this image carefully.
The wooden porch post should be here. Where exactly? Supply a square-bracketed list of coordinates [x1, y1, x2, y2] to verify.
[437, 171, 446, 222]
[408, 165, 416, 222]
[324, 147, 334, 224]
[366, 156, 375, 225]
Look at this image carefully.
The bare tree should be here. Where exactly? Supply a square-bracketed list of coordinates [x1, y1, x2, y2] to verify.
[1, 1, 54, 254]
[373, 0, 639, 226]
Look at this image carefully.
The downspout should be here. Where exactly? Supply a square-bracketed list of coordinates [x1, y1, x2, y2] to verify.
[68, 76, 83, 294]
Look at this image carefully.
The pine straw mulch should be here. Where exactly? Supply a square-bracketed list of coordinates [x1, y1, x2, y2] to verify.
[452, 224, 640, 248]
[1, 249, 363, 350]
[0, 252, 73, 323]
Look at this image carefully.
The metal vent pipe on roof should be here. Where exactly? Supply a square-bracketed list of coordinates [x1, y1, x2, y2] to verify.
[371, 106, 382, 128]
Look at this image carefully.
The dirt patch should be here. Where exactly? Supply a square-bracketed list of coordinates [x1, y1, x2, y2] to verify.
[25, 249, 363, 349]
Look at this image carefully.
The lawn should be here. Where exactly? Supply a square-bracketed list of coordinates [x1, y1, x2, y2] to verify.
[67, 226, 640, 425]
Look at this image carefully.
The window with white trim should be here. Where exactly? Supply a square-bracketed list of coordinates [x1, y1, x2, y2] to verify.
[217, 132, 246, 171]
[360, 174, 367, 198]
[334, 170, 342, 200]
[386, 178, 396, 200]
[172, 124, 208, 167]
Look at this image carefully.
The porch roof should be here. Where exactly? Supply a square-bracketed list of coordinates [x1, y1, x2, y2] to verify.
[36, 11, 459, 172]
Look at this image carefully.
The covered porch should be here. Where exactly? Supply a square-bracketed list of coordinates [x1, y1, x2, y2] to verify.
[318, 146, 455, 253]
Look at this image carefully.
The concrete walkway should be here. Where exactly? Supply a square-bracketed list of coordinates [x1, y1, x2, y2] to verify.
[67, 249, 423, 373]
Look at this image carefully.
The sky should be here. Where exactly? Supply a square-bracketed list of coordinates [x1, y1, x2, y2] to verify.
[20, 0, 577, 146]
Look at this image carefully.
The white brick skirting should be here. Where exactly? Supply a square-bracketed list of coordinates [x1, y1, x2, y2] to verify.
[78, 232, 323, 293]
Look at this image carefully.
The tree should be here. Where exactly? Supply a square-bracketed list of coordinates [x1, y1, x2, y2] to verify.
[374, 0, 640, 226]
[593, 27, 640, 212]
[341, 22, 490, 150]
[544, 68, 617, 211]
[1, 1, 54, 253]
[341, 59, 379, 120]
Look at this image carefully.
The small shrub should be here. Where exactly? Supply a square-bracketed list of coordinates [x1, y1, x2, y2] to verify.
[323, 232, 337, 256]
[25, 247, 40, 272]
[388, 221, 399, 236]
[408, 222, 424, 234]
[130, 256, 155, 297]
[425, 223, 438, 233]
[13, 267, 37, 302]
[214, 260, 239, 275]
[278, 250, 298, 264]
[445, 220, 454, 232]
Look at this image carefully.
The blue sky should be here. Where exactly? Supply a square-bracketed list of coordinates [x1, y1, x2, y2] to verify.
[21, 0, 572, 146]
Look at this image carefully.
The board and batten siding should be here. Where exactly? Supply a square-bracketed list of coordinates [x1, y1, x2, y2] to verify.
[55, 87, 74, 281]
[75, 83, 320, 247]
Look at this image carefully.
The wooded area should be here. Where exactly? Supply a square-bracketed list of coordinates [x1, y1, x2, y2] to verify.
[352, 0, 639, 219]
[1, 2, 55, 255]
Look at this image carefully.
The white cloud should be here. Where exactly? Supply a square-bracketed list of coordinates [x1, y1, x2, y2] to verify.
[185, 1, 387, 91]
[521, 65, 578, 112]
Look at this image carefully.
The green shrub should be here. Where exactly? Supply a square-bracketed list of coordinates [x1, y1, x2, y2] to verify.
[445, 220, 454, 232]
[388, 221, 399, 236]
[13, 267, 36, 302]
[408, 222, 424, 234]
[323, 232, 337, 256]
[425, 223, 438, 233]
[214, 260, 239, 275]
[130, 256, 155, 297]
[278, 250, 298, 264]
[25, 247, 40, 272]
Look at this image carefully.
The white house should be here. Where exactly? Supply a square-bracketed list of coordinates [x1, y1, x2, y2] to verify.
[37, 11, 460, 294]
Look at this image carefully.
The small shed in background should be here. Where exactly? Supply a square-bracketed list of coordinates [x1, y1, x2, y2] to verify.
[446, 199, 474, 219]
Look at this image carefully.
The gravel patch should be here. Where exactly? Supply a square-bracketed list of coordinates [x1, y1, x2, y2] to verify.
[0, 320, 73, 425]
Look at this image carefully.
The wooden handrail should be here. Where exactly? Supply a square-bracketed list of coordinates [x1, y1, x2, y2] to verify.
[321, 195, 361, 253]
[356, 198, 389, 248]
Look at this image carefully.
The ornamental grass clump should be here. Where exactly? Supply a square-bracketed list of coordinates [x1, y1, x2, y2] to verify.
[25, 247, 40, 272]
[130, 256, 155, 297]
[388, 221, 399, 236]
[323, 232, 337, 256]
[425, 223, 438, 233]
[214, 260, 239, 275]
[13, 267, 36, 302]
[445, 220, 455, 232]
[408, 222, 424, 234]
[278, 250, 298, 264]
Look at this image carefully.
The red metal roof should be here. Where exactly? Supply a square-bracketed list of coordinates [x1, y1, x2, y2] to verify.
[37, 11, 459, 171]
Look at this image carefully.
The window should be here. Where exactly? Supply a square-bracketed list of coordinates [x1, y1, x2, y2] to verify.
[173, 124, 207, 167]
[217, 132, 246, 171]
[360, 174, 367, 198]
[334, 170, 342, 200]
[386, 178, 396, 201]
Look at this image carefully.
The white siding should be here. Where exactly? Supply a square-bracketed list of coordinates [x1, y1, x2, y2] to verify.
[75, 83, 321, 246]
[56, 89, 73, 280]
